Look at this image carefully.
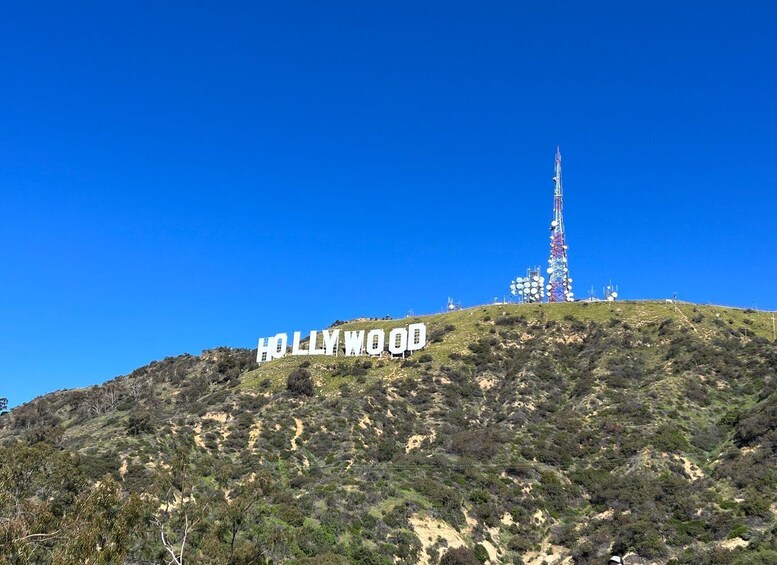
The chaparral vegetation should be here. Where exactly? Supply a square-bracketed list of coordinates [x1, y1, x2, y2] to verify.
[2, 301, 777, 564]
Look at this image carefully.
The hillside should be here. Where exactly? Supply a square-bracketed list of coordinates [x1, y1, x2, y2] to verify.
[2, 301, 777, 564]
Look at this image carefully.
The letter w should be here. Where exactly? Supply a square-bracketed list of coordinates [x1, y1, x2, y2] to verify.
[344, 331, 364, 356]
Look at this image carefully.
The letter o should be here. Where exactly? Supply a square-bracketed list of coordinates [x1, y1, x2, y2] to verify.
[273, 333, 288, 359]
[388, 328, 408, 354]
[366, 329, 385, 355]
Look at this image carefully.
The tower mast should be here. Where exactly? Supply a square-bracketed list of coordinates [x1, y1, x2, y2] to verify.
[547, 147, 573, 302]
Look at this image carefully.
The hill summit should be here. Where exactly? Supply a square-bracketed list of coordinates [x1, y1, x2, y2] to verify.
[2, 301, 777, 564]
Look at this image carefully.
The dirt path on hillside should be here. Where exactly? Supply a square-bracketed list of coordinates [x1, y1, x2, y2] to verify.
[291, 418, 303, 451]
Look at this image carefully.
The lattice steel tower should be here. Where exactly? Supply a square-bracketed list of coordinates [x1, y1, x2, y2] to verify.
[547, 147, 574, 302]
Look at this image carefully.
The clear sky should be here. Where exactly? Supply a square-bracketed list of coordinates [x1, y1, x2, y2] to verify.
[2, 1, 776, 408]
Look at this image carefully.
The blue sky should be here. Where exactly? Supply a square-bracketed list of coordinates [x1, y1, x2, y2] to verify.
[2, 1, 776, 407]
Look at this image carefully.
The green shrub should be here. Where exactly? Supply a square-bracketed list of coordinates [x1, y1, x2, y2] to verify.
[441, 547, 481, 565]
[653, 425, 690, 452]
[287, 368, 314, 396]
[126, 409, 154, 436]
[473, 544, 489, 563]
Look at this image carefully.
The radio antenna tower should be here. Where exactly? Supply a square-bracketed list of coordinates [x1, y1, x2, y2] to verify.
[547, 147, 574, 302]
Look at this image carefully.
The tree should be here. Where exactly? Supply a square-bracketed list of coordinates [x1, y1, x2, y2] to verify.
[0, 443, 85, 562]
[214, 468, 273, 564]
[51, 477, 151, 564]
[153, 437, 206, 565]
[0, 397, 7, 415]
[287, 368, 314, 397]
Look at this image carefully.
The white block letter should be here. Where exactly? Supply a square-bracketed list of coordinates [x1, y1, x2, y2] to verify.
[257, 336, 273, 363]
[344, 330, 365, 356]
[388, 328, 408, 355]
[366, 329, 385, 356]
[308, 330, 326, 355]
[291, 331, 308, 356]
[323, 329, 340, 356]
[257, 333, 287, 364]
[274, 333, 288, 358]
[407, 323, 427, 351]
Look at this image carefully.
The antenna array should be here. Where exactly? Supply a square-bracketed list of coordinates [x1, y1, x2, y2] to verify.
[605, 282, 619, 302]
[510, 267, 545, 303]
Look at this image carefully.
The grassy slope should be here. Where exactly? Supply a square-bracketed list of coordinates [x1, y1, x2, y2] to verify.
[242, 300, 775, 394]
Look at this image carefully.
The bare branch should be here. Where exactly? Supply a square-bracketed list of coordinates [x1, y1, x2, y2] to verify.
[12, 530, 62, 543]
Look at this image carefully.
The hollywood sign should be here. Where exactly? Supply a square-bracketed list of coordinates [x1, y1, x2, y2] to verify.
[256, 323, 427, 364]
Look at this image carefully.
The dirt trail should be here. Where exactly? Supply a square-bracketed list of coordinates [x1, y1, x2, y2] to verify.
[291, 418, 303, 451]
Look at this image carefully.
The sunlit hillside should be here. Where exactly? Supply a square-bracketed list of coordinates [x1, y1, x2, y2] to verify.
[2, 301, 777, 564]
